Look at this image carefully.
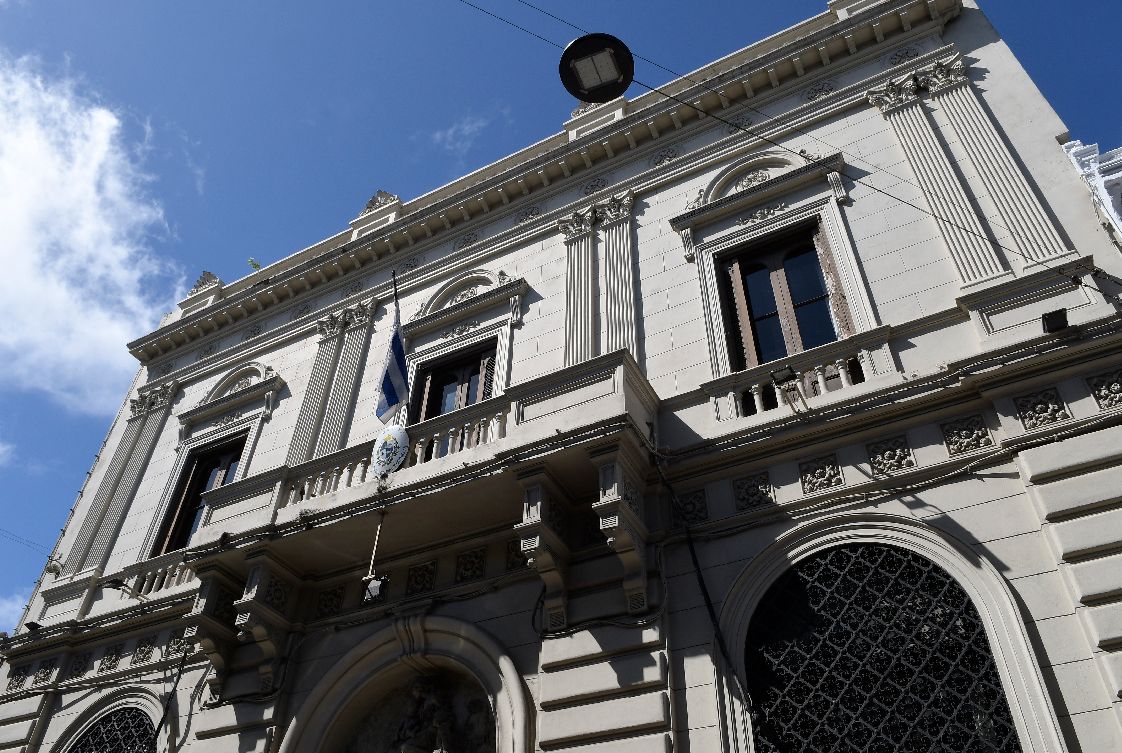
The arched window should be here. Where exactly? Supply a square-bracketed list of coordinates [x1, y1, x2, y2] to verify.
[745, 544, 1021, 752]
[68, 707, 154, 753]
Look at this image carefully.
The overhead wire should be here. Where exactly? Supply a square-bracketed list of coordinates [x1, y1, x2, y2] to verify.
[457, 0, 1117, 299]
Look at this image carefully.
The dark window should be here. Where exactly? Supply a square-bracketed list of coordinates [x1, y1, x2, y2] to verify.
[152, 435, 246, 556]
[745, 544, 1022, 753]
[722, 224, 840, 371]
[411, 343, 496, 424]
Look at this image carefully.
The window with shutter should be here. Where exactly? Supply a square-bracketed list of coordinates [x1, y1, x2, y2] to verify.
[151, 434, 246, 556]
[410, 342, 498, 423]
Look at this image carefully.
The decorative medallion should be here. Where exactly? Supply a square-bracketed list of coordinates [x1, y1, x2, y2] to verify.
[887, 45, 922, 66]
[649, 147, 679, 168]
[455, 548, 488, 583]
[167, 629, 192, 657]
[1088, 368, 1122, 410]
[505, 539, 529, 570]
[6, 666, 28, 692]
[582, 176, 609, 196]
[341, 279, 363, 299]
[290, 303, 313, 322]
[802, 78, 839, 102]
[316, 585, 347, 619]
[800, 455, 844, 494]
[32, 659, 57, 686]
[131, 635, 156, 665]
[156, 360, 176, 377]
[196, 342, 217, 362]
[726, 115, 753, 135]
[455, 232, 480, 251]
[68, 652, 92, 679]
[1013, 388, 1070, 430]
[674, 490, 709, 526]
[940, 415, 993, 455]
[733, 169, 769, 192]
[733, 472, 772, 510]
[262, 577, 291, 612]
[405, 561, 436, 596]
[516, 203, 544, 224]
[241, 323, 263, 342]
[867, 436, 916, 474]
[372, 424, 410, 478]
[395, 255, 426, 275]
[98, 643, 125, 673]
[441, 321, 480, 339]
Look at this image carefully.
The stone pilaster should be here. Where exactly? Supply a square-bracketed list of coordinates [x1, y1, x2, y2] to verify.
[65, 382, 177, 574]
[285, 316, 345, 466]
[600, 192, 639, 357]
[919, 59, 1068, 266]
[314, 300, 374, 458]
[560, 208, 598, 367]
[868, 76, 1007, 287]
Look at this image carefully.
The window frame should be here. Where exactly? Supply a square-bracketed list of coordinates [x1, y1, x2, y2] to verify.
[409, 340, 498, 424]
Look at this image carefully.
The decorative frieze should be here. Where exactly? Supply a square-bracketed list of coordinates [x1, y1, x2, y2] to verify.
[734, 169, 769, 192]
[649, 147, 679, 168]
[131, 635, 156, 665]
[406, 561, 437, 596]
[887, 45, 921, 66]
[455, 548, 488, 583]
[315, 585, 346, 619]
[241, 323, 263, 342]
[68, 652, 92, 679]
[167, 629, 192, 657]
[582, 176, 609, 195]
[737, 202, 789, 226]
[726, 115, 752, 135]
[803, 78, 839, 102]
[867, 436, 916, 474]
[1088, 369, 1122, 410]
[6, 666, 28, 692]
[262, 576, 291, 612]
[32, 658, 57, 686]
[455, 232, 479, 250]
[441, 321, 481, 339]
[941, 415, 994, 455]
[505, 538, 528, 570]
[800, 455, 844, 494]
[516, 203, 543, 224]
[1014, 388, 1070, 430]
[99, 643, 125, 673]
[733, 472, 772, 510]
[674, 489, 710, 526]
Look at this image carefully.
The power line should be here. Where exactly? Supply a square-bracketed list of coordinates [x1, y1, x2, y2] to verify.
[0, 527, 49, 555]
[457, 0, 1109, 297]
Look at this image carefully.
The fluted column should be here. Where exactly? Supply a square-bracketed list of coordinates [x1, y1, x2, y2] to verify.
[314, 300, 374, 458]
[66, 382, 177, 573]
[285, 314, 345, 466]
[869, 77, 1007, 286]
[919, 59, 1068, 266]
[600, 192, 638, 357]
[560, 208, 598, 366]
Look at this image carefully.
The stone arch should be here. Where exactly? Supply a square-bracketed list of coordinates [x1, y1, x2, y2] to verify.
[705, 150, 796, 204]
[48, 687, 163, 753]
[202, 361, 275, 403]
[417, 269, 504, 318]
[277, 615, 530, 753]
[713, 512, 1068, 753]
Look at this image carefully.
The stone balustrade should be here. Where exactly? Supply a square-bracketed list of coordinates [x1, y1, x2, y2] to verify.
[408, 396, 510, 466]
[117, 550, 196, 599]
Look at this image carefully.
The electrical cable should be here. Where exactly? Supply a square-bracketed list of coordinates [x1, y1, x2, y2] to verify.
[0, 527, 50, 554]
[455, 0, 1116, 300]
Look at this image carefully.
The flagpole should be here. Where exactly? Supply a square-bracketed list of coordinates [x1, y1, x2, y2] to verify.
[390, 271, 408, 426]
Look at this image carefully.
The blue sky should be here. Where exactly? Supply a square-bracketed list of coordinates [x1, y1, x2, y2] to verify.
[0, 0, 1119, 630]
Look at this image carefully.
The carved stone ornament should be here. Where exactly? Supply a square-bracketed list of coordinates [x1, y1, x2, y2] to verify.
[916, 59, 968, 92]
[167, 629, 193, 657]
[887, 45, 922, 66]
[649, 147, 679, 168]
[867, 75, 919, 112]
[455, 548, 487, 583]
[558, 208, 596, 240]
[98, 643, 125, 673]
[674, 489, 709, 526]
[737, 202, 789, 226]
[582, 176, 609, 196]
[684, 188, 705, 211]
[599, 192, 635, 223]
[441, 321, 480, 340]
[32, 658, 57, 686]
[505, 538, 528, 570]
[803, 78, 839, 102]
[67, 652, 92, 679]
[733, 169, 769, 192]
[1014, 388, 1070, 430]
[455, 232, 480, 251]
[131, 635, 157, 665]
[800, 455, 844, 494]
[241, 322, 263, 342]
[405, 561, 436, 596]
[342, 279, 364, 299]
[130, 381, 176, 416]
[941, 415, 994, 455]
[1087, 368, 1122, 410]
[196, 342, 217, 362]
[395, 255, 425, 275]
[262, 577, 291, 612]
[726, 115, 752, 135]
[317, 311, 346, 338]
[516, 203, 543, 224]
[290, 303, 313, 322]
[449, 286, 479, 306]
[867, 436, 916, 474]
[733, 473, 772, 510]
[571, 100, 601, 118]
[362, 190, 399, 215]
[343, 671, 495, 753]
[6, 666, 28, 692]
[188, 270, 223, 296]
[316, 585, 346, 619]
[156, 360, 176, 377]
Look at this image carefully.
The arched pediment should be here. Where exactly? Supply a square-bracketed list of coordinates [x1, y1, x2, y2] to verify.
[417, 269, 507, 318]
[202, 361, 276, 404]
[704, 151, 796, 204]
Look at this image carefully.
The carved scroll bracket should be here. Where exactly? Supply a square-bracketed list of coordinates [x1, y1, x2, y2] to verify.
[513, 467, 573, 631]
[183, 564, 243, 699]
[588, 437, 651, 614]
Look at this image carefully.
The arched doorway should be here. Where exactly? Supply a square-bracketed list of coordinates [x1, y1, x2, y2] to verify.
[66, 707, 154, 753]
[745, 543, 1021, 752]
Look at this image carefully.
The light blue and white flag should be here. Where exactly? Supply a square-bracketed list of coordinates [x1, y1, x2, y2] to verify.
[376, 296, 409, 424]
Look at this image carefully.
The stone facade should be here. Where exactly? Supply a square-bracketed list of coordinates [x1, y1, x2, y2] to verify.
[1065, 139, 1122, 243]
[3, 1, 1122, 751]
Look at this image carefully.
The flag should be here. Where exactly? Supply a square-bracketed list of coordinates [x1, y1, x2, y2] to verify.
[376, 279, 408, 423]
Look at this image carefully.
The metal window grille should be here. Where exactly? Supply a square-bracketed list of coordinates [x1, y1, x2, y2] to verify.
[68, 707, 154, 753]
[746, 544, 1021, 753]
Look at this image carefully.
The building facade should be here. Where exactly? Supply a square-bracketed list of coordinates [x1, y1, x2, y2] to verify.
[1065, 139, 1122, 244]
[3, 1, 1122, 751]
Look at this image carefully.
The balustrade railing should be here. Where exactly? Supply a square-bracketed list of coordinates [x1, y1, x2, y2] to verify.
[118, 551, 195, 598]
[283, 443, 374, 506]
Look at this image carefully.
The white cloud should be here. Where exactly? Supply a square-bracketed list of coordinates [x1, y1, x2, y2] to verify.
[0, 590, 29, 634]
[0, 52, 180, 415]
[431, 114, 490, 159]
[0, 438, 12, 467]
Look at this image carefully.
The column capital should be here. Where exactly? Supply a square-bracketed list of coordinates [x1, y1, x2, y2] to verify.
[129, 380, 178, 417]
[867, 75, 919, 114]
[598, 191, 635, 225]
[916, 59, 968, 94]
[558, 207, 597, 240]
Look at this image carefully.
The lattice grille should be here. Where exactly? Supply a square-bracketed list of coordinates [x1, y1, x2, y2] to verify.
[746, 544, 1021, 753]
[69, 707, 154, 753]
